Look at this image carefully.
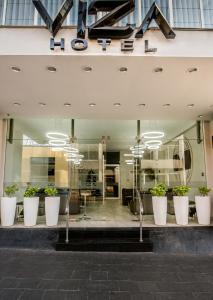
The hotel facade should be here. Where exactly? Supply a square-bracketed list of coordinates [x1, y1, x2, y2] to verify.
[0, 0, 213, 245]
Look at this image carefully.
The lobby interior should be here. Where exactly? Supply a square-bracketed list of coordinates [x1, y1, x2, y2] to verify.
[3, 117, 210, 228]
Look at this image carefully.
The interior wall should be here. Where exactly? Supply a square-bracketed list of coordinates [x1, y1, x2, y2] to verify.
[0, 119, 7, 196]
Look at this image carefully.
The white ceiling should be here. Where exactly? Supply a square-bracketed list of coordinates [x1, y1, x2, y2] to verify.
[0, 55, 213, 120]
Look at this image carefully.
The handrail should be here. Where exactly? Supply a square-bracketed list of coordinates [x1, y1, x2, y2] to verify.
[136, 189, 144, 243]
[65, 190, 71, 244]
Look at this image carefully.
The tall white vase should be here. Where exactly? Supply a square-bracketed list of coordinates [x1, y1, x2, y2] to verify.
[1, 197, 16, 226]
[195, 196, 211, 225]
[174, 196, 189, 225]
[24, 197, 39, 226]
[152, 196, 167, 225]
[45, 197, 60, 226]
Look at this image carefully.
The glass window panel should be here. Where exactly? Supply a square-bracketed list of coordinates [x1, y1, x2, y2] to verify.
[5, 0, 35, 25]
[37, 0, 65, 25]
[172, 0, 201, 28]
[141, 0, 170, 27]
[0, 0, 3, 25]
[203, 0, 213, 28]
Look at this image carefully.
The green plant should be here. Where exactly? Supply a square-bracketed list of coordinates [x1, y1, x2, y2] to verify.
[198, 186, 211, 196]
[44, 186, 58, 197]
[150, 183, 167, 197]
[4, 184, 19, 197]
[173, 185, 190, 196]
[24, 186, 40, 198]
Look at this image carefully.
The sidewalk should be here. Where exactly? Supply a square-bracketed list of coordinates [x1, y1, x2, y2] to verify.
[0, 249, 212, 299]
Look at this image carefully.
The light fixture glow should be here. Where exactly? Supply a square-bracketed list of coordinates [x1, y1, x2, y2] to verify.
[13, 102, 21, 106]
[64, 103, 71, 107]
[147, 145, 160, 150]
[187, 104, 194, 108]
[124, 153, 134, 157]
[89, 103, 96, 107]
[142, 132, 165, 139]
[163, 104, 170, 107]
[47, 66, 57, 72]
[130, 145, 146, 151]
[83, 66, 92, 72]
[114, 103, 121, 107]
[49, 139, 66, 146]
[39, 102, 46, 106]
[46, 132, 69, 140]
[138, 103, 146, 107]
[63, 146, 79, 153]
[11, 66, 21, 72]
[145, 140, 162, 146]
[119, 67, 128, 72]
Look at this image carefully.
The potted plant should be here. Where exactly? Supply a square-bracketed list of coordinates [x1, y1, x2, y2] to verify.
[1, 184, 19, 226]
[44, 186, 60, 226]
[23, 186, 40, 226]
[150, 183, 168, 225]
[173, 185, 191, 225]
[195, 186, 211, 225]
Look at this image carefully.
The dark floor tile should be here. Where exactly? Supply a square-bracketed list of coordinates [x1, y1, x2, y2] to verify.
[19, 289, 44, 300]
[37, 279, 60, 290]
[66, 291, 88, 300]
[83, 280, 119, 292]
[156, 292, 194, 300]
[58, 279, 81, 291]
[109, 291, 131, 300]
[17, 278, 40, 289]
[72, 270, 90, 280]
[193, 292, 213, 300]
[156, 282, 213, 293]
[0, 289, 24, 300]
[131, 293, 156, 300]
[42, 290, 67, 300]
[0, 278, 20, 289]
[90, 271, 108, 281]
[87, 291, 109, 300]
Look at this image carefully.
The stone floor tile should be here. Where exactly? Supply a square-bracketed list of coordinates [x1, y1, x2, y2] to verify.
[90, 271, 108, 281]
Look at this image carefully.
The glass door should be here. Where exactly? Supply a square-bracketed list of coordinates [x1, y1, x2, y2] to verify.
[105, 165, 120, 199]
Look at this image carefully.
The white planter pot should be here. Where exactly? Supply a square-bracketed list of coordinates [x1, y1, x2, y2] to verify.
[1, 197, 16, 226]
[45, 197, 60, 226]
[24, 197, 39, 226]
[195, 196, 211, 225]
[174, 196, 189, 225]
[152, 196, 167, 225]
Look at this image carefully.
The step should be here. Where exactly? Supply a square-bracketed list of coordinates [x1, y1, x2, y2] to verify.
[57, 227, 150, 240]
[55, 237, 153, 252]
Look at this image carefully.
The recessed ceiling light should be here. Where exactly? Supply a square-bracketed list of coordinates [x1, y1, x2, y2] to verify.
[39, 102, 46, 106]
[83, 66, 92, 72]
[13, 102, 21, 106]
[163, 104, 171, 107]
[198, 115, 204, 118]
[154, 67, 163, 73]
[89, 103, 96, 107]
[187, 104, 194, 108]
[11, 66, 21, 72]
[187, 67, 198, 73]
[119, 67, 128, 72]
[64, 103, 71, 107]
[114, 103, 121, 107]
[47, 66, 57, 72]
[138, 103, 146, 107]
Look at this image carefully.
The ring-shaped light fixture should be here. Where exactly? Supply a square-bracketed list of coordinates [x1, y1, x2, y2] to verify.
[142, 131, 165, 139]
[147, 145, 160, 150]
[133, 154, 143, 158]
[46, 132, 69, 140]
[145, 140, 162, 146]
[65, 153, 78, 158]
[49, 139, 66, 146]
[51, 147, 64, 152]
[131, 149, 145, 154]
[63, 146, 79, 153]
[130, 144, 146, 151]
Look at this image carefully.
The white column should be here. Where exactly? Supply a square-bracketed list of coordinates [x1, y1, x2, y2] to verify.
[0, 119, 7, 196]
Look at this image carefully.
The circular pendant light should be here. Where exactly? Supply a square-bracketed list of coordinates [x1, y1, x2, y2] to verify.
[147, 145, 160, 150]
[49, 140, 66, 146]
[145, 140, 162, 146]
[130, 144, 146, 151]
[142, 131, 165, 139]
[46, 132, 69, 140]
[64, 146, 79, 153]
[51, 147, 64, 152]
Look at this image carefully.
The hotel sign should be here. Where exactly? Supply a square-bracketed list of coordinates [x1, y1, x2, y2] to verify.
[33, 0, 175, 51]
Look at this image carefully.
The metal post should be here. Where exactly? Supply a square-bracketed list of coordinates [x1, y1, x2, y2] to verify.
[65, 189, 70, 244]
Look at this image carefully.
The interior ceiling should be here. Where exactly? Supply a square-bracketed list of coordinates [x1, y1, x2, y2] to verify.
[15, 118, 195, 150]
[0, 55, 213, 120]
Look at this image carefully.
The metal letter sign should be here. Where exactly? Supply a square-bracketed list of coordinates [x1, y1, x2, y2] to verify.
[135, 2, 175, 39]
[33, 0, 175, 41]
[33, 0, 73, 37]
[88, 0, 135, 39]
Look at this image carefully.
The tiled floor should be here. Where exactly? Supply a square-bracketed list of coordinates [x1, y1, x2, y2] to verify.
[0, 249, 212, 299]
[12, 199, 211, 228]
